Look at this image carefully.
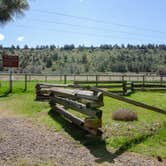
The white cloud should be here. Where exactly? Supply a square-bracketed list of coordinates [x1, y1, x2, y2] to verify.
[17, 36, 24, 42]
[0, 33, 5, 41]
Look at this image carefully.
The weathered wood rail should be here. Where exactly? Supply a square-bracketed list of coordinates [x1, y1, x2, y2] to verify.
[36, 83, 103, 136]
[36, 83, 166, 136]
[91, 87, 166, 115]
[74, 80, 134, 95]
[36, 83, 77, 101]
[1, 72, 166, 93]
[131, 82, 166, 91]
[53, 105, 103, 136]
[74, 80, 166, 94]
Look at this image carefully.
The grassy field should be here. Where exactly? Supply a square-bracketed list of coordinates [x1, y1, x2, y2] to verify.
[0, 81, 166, 158]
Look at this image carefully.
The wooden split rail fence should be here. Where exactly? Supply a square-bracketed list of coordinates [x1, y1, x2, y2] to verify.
[36, 82, 166, 136]
[132, 82, 166, 91]
[36, 83, 103, 136]
[91, 87, 166, 115]
[74, 80, 134, 95]
[74, 80, 166, 95]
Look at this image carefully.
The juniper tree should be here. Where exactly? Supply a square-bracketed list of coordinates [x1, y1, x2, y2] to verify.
[0, 0, 29, 24]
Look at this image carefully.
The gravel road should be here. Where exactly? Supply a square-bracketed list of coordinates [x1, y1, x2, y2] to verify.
[0, 117, 165, 166]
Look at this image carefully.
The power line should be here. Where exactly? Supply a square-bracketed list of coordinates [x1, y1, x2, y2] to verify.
[31, 9, 166, 34]
[28, 18, 166, 41]
[13, 24, 165, 43]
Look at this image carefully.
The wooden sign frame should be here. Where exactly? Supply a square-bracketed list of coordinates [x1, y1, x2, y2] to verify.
[2, 55, 19, 68]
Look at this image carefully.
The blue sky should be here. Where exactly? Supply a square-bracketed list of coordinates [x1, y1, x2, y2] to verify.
[0, 0, 166, 47]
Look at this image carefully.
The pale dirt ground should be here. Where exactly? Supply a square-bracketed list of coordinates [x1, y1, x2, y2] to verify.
[0, 110, 165, 166]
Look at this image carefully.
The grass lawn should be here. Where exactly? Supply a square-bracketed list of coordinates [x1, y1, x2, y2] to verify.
[0, 81, 166, 158]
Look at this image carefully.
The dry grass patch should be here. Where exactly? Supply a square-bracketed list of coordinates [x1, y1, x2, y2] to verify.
[112, 109, 138, 121]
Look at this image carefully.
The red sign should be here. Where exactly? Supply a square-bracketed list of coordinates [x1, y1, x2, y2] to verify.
[3, 55, 19, 68]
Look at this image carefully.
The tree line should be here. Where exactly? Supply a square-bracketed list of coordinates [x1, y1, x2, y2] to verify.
[0, 44, 166, 75]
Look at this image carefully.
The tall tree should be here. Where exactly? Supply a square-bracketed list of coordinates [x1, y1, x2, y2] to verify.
[0, 0, 29, 24]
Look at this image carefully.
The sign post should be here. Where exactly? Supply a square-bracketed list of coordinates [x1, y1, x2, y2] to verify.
[2, 55, 19, 68]
[2, 55, 19, 93]
[9, 70, 12, 93]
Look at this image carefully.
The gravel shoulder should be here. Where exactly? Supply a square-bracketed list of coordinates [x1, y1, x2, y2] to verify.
[0, 116, 165, 166]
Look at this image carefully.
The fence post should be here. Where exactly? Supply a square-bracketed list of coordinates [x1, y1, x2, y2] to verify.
[9, 71, 12, 93]
[131, 81, 134, 92]
[122, 81, 127, 95]
[142, 75, 145, 89]
[122, 75, 124, 81]
[64, 75, 67, 84]
[160, 75, 163, 85]
[74, 75, 76, 82]
[96, 75, 98, 86]
[24, 74, 27, 91]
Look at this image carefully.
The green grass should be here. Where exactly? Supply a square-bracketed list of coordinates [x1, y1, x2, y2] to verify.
[0, 80, 71, 94]
[0, 81, 166, 158]
[102, 94, 166, 157]
[0, 93, 66, 130]
[130, 127, 166, 157]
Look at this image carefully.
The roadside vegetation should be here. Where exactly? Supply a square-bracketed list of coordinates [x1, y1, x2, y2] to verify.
[0, 44, 166, 74]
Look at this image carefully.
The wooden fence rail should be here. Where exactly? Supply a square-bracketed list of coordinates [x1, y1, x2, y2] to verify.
[91, 87, 166, 115]
[0, 73, 166, 93]
[35, 83, 166, 137]
[36, 83, 103, 136]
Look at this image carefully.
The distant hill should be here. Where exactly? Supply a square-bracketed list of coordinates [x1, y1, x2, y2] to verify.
[0, 44, 166, 75]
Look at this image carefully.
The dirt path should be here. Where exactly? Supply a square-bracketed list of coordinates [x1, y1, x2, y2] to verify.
[0, 116, 165, 166]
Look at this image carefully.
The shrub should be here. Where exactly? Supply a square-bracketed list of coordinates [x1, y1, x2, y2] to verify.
[112, 109, 138, 121]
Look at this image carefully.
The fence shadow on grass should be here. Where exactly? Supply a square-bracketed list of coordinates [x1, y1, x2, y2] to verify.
[48, 109, 156, 164]
[0, 91, 11, 98]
